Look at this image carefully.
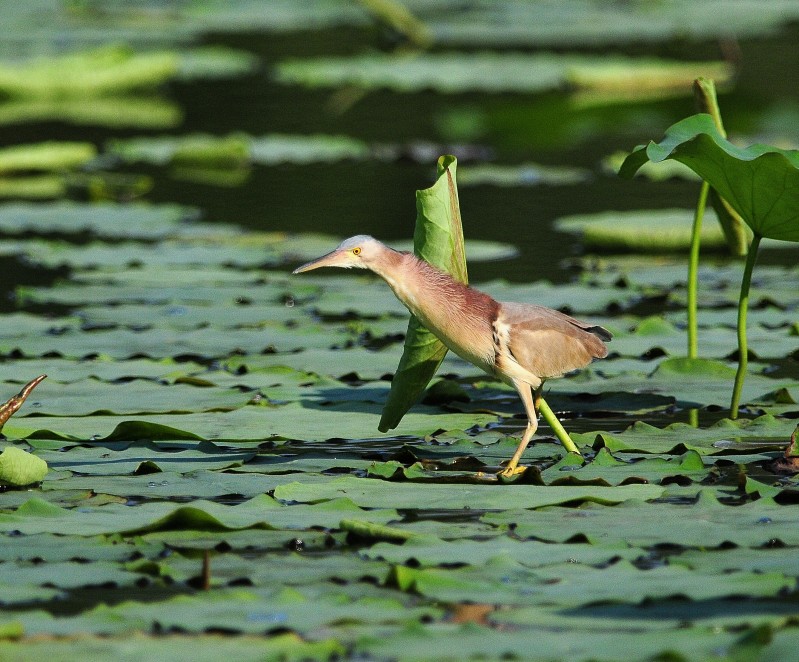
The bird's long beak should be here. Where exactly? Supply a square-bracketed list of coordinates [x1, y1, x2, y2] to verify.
[292, 249, 345, 274]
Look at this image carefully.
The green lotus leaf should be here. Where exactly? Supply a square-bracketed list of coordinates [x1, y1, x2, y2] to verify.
[573, 414, 797, 455]
[620, 113, 799, 241]
[389, 557, 790, 606]
[108, 133, 370, 167]
[380, 155, 467, 432]
[0, 201, 193, 239]
[556, 208, 728, 251]
[35, 442, 254, 476]
[9, 380, 254, 417]
[2, 636, 344, 660]
[541, 449, 706, 486]
[0, 493, 398, 537]
[2, 402, 499, 444]
[0, 95, 182, 129]
[363, 536, 639, 568]
[484, 491, 799, 548]
[424, 1, 799, 47]
[0, 446, 47, 487]
[274, 475, 663, 509]
[0, 141, 96, 174]
[276, 53, 731, 95]
[560, 357, 799, 411]
[0, 45, 256, 99]
[0, 560, 145, 590]
[360, 621, 768, 662]
[457, 162, 590, 187]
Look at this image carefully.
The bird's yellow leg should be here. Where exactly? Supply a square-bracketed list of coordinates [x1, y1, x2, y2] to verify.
[498, 382, 542, 477]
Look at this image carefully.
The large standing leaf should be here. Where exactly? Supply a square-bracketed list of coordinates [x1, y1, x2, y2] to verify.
[620, 113, 799, 241]
[379, 155, 467, 431]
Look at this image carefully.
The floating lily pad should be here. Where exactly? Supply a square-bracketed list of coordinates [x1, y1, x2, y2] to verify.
[0, 46, 256, 98]
[484, 490, 799, 547]
[363, 535, 639, 568]
[0, 633, 345, 660]
[276, 52, 731, 95]
[0, 493, 398, 537]
[556, 208, 728, 252]
[274, 475, 663, 509]
[424, 0, 799, 47]
[0, 202, 193, 239]
[574, 415, 796, 455]
[0, 97, 182, 129]
[108, 133, 370, 166]
[456, 162, 591, 187]
[2, 400, 499, 444]
[0, 142, 96, 174]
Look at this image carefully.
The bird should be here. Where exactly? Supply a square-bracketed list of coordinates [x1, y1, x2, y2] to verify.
[293, 235, 611, 476]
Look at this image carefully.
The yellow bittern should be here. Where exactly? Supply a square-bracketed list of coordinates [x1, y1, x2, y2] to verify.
[293, 235, 611, 476]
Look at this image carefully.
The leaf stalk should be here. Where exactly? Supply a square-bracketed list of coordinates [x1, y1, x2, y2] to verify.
[687, 180, 709, 359]
[538, 397, 580, 455]
[730, 233, 762, 418]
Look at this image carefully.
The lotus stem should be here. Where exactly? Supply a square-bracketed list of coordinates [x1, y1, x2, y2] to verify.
[730, 233, 762, 419]
[687, 180, 709, 359]
[538, 396, 580, 455]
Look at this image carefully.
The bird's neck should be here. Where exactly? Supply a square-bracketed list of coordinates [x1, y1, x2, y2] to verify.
[369, 248, 464, 316]
[370, 248, 498, 366]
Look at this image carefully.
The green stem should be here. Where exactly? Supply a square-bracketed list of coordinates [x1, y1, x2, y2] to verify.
[730, 233, 762, 419]
[687, 180, 710, 359]
[538, 396, 580, 455]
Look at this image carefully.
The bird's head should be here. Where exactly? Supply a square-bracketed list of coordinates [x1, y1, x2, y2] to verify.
[292, 235, 384, 273]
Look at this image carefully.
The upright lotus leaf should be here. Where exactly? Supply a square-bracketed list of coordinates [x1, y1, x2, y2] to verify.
[693, 78, 750, 257]
[379, 155, 466, 431]
[621, 113, 799, 416]
[620, 113, 799, 242]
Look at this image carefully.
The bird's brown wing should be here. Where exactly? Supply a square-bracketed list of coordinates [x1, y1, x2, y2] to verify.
[499, 303, 609, 380]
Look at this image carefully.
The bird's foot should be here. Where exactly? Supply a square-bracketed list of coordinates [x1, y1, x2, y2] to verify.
[497, 464, 526, 480]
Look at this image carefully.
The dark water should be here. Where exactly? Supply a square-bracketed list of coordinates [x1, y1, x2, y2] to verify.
[176, 24, 799, 280]
[3, 24, 798, 290]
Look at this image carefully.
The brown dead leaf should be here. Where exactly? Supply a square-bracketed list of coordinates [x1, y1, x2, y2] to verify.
[0, 374, 46, 431]
[451, 604, 494, 625]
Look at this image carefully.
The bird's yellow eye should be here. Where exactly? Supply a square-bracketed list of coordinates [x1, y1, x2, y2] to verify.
[352, 247, 361, 255]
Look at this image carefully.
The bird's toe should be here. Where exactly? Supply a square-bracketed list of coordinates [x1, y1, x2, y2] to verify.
[497, 464, 527, 480]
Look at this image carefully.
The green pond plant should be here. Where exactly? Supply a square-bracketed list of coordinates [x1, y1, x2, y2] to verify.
[685, 79, 749, 361]
[621, 113, 799, 418]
